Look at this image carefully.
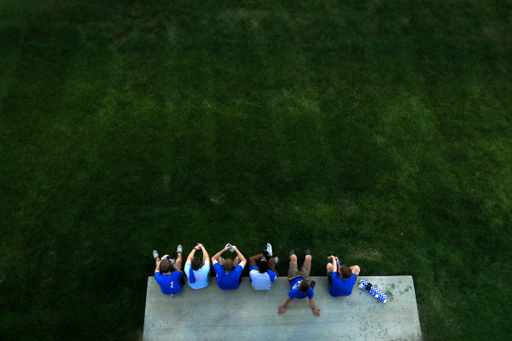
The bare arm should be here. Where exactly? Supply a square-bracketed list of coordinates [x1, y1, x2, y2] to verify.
[199, 244, 210, 265]
[309, 299, 320, 317]
[249, 253, 263, 267]
[278, 298, 294, 315]
[186, 248, 196, 264]
[212, 244, 229, 264]
[231, 245, 247, 269]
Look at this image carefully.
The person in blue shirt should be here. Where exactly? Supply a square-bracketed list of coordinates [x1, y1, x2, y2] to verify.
[211, 243, 247, 290]
[153, 245, 184, 295]
[326, 255, 360, 297]
[278, 249, 320, 317]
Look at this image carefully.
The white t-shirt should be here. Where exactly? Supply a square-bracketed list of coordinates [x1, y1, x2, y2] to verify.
[249, 268, 277, 290]
[185, 262, 210, 289]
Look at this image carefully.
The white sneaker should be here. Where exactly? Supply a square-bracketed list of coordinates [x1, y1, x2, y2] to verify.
[152, 250, 159, 259]
[265, 243, 273, 257]
[177, 244, 183, 254]
[274, 256, 279, 265]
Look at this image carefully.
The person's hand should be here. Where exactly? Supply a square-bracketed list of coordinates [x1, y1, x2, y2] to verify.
[162, 254, 170, 260]
[231, 245, 237, 252]
[312, 307, 320, 317]
[329, 255, 335, 259]
[278, 306, 287, 315]
[224, 243, 231, 251]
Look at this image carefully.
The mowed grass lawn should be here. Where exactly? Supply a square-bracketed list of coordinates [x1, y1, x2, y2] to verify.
[1, 0, 511, 340]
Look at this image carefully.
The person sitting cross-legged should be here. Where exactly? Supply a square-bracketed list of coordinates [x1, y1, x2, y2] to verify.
[211, 243, 247, 290]
[326, 255, 360, 297]
[278, 249, 320, 317]
[249, 243, 279, 291]
[184, 243, 211, 290]
[153, 245, 184, 295]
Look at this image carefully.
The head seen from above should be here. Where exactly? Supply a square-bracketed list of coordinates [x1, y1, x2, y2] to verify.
[160, 259, 173, 273]
[258, 259, 269, 273]
[299, 280, 310, 293]
[223, 258, 234, 272]
[191, 257, 202, 271]
[340, 264, 352, 279]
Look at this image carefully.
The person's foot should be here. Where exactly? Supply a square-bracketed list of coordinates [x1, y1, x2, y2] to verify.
[265, 243, 273, 257]
[169, 258, 175, 264]
[305, 249, 311, 255]
[274, 257, 279, 265]
[153, 250, 159, 259]
[289, 250, 295, 256]
[177, 244, 183, 254]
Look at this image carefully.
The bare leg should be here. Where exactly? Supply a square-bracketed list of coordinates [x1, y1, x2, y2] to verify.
[174, 252, 183, 271]
[268, 258, 279, 276]
[350, 265, 361, 275]
[300, 255, 312, 283]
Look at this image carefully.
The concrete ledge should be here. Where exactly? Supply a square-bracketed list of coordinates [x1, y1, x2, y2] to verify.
[143, 275, 422, 341]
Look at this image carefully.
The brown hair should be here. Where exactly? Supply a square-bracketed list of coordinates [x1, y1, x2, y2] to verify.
[224, 259, 234, 272]
[160, 259, 172, 273]
[340, 264, 352, 279]
[191, 257, 202, 271]
[299, 280, 310, 293]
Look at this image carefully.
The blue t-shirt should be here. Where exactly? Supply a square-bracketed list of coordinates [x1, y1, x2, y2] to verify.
[214, 263, 243, 290]
[154, 271, 184, 295]
[329, 273, 357, 297]
[288, 277, 314, 299]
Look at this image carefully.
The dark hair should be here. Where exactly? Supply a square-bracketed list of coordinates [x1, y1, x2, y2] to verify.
[191, 257, 202, 271]
[258, 260, 269, 273]
[299, 280, 310, 293]
[224, 258, 234, 272]
[340, 265, 352, 279]
[160, 259, 172, 273]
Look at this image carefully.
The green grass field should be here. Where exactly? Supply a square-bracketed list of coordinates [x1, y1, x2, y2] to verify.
[1, 0, 511, 340]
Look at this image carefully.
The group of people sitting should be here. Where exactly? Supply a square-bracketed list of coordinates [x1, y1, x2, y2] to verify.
[152, 243, 360, 317]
